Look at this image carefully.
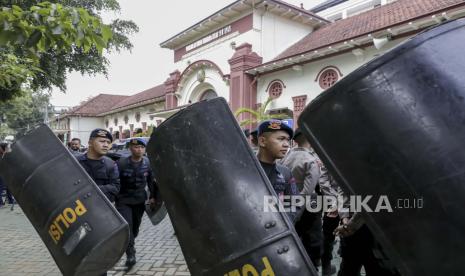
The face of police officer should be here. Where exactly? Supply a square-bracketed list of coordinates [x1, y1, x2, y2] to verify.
[70, 140, 80, 151]
[88, 137, 111, 156]
[258, 130, 291, 160]
[129, 144, 146, 158]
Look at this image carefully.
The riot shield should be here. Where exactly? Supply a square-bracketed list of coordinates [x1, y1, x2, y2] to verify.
[145, 201, 168, 226]
[0, 125, 129, 276]
[147, 98, 317, 276]
[298, 18, 465, 276]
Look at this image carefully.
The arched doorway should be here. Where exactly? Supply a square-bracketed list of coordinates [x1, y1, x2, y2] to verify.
[199, 89, 218, 101]
[176, 60, 229, 105]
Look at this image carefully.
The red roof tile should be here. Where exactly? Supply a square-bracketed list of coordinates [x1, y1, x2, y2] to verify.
[68, 94, 129, 116]
[110, 84, 165, 111]
[274, 0, 465, 60]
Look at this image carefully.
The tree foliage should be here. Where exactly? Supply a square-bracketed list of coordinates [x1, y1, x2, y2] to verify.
[234, 97, 289, 127]
[0, 0, 138, 101]
[0, 89, 52, 137]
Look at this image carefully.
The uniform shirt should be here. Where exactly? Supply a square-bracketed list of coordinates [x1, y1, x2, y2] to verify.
[279, 147, 321, 196]
[117, 156, 158, 205]
[318, 163, 342, 198]
[69, 148, 82, 158]
[77, 154, 120, 202]
[260, 161, 299, 197]
[312, 150, 345, 215]
[260, 161, 300, 222]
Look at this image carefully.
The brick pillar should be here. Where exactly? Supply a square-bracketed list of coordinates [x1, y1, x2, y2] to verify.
[228, 43, 262, 126]
[292, 95, 308, 129]
[164, 70, 181, 110]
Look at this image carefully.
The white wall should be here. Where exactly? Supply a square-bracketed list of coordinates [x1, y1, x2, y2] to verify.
[69, 116, 104, 144]
[175, 29, 259, 76]
[256, 37, 409, 112]
[315, 0, 396, 20]
[254, 11, 313, 62]
[175, 11, 314, 76]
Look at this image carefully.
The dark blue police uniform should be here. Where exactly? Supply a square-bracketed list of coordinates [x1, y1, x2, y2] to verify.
[257, 120, 300, 222]
[76, 128, 120, 202]
[77, 154, 120, 202]
[259, 161, 300, 221]
[116, 138, 158, 268]
[77, 128, 118, 276]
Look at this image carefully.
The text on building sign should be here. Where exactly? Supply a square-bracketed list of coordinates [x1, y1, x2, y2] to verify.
[186, 25, 232, 51]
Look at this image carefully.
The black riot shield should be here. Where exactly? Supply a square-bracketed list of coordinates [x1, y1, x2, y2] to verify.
[145, 201, 168, 225]
[298, 19, 465, 276]
[147, 98, 317, 276]
[0, 125, 129, 276]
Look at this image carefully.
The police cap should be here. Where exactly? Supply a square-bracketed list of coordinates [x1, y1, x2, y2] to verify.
[127, 137, 147, 147]
[89, 128, 113, 142]
[257, 120, 293, 138]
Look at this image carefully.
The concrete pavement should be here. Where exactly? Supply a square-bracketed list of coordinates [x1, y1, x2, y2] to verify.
[0, 205, 342, 276]
[0, 205, 189, 276]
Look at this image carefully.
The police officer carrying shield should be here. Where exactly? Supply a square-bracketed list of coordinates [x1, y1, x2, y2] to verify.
[77, 128, 120, 276]
[77, 129, 120, 202]
[116, 137, 158, 269]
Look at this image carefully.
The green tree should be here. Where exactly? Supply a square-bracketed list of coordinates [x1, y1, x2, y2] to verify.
[234, 97, 289, 127]
[0, 123, 15, 140]
[0, 89, 52, 137]
[0, 0, 138, 101]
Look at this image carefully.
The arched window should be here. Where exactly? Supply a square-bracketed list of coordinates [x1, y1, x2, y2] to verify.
[135, 112, 141, 123]
[266, 80, 285, 99]
[316, 66, 342, 89]
[199, 89, 218, 101]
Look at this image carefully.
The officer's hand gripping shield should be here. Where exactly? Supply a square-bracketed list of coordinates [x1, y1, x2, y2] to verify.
[0, 125, 129, 276]
[147, 98, 317, 276]
[299, 19, 465, 276]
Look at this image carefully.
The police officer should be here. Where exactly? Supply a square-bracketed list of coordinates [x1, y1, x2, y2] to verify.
[319, 164, 342, 276]
[0, 142, 14, 207]
[76, 129, 119, 276]
[68, 137, 83, 157]
[116, 137, 158, 269]
[257, 120, 300, 221]
[279, 128, 324, 268]
[77, 129, 120, 203]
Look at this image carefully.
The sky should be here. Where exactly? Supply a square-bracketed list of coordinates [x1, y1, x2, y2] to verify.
[50, 0, 325, 108]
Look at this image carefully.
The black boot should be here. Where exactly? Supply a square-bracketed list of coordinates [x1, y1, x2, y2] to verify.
[125, 246, 136, 269]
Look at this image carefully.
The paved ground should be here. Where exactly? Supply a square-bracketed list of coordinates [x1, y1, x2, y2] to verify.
[0, 204, 342, 276]
[0, 205, 189, 276]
